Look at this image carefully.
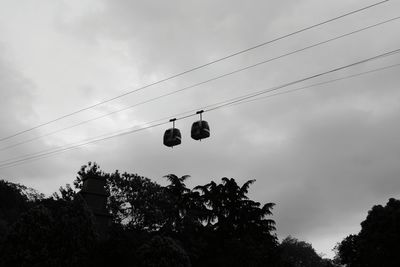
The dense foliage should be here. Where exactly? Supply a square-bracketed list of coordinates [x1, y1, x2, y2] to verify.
[88, 163, 281, 266]
[280, 236, 336, 267]
[0, 162, 340, 266]
[1, 198, 97, 266]
[336, 198, 400, 267]
[0, 180, 43, 245]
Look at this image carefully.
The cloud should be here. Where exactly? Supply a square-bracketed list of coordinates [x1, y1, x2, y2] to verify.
[0, 44, 89, 194]
[0, 46, 36, 128]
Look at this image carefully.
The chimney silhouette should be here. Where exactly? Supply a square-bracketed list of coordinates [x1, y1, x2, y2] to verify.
[79, 173, 111, 237]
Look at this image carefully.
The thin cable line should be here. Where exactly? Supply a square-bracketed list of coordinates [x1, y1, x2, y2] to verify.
[0, 49, 398, 169]
[0, 122, 170, 169]
[0, 100, 230, 165]
[231, 63, 400, 106]
[205, 49, 400, 113]
[2, 15, 398, 152]
[0, 0, 389, 142]
[0, 107, 209, 163]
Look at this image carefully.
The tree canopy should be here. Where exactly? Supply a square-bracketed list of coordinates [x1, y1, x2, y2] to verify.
[0, 196, 97, 266]
[5, 162, 392, 266]
[0, 163, 283, 266]
[280, 236, 334, 267]
[336, 198, 400, 267]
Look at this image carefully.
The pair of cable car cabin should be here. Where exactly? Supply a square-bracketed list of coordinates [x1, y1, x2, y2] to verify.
[163, 110, 210, 147]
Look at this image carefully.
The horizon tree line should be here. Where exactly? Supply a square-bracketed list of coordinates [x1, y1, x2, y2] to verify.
[1, 162, 398, 266]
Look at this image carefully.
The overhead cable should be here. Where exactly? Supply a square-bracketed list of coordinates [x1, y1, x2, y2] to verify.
[0, 48, 398, 169]
[0, 0, 389, 142]
[2, 15, 399, 152]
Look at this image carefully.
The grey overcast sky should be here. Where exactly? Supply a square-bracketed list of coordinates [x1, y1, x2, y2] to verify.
[1, 0, 400, 258]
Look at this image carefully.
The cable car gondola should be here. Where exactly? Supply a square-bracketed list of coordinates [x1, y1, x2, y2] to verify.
[163, 118, 181, 147]
[191, 110, 210, 141]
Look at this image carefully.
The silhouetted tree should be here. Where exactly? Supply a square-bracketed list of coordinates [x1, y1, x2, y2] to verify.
[0, 180, 43, 223]
[52, 183, 76, 201]
[0, 180, 28, 227]
[334, 234, 358, 266]
[195, 178, 276, 238]
[0, 196, 97, 267]
[280, 236, 334, 267]
[194, 178, 279, 267]
[1, 162, 287, 266]
[336, 198, 400, 267]
[72, 162, 170, 231]
[107, 170, 170, 230]
[0, 179, 43, 246]
[163, 174, 196, 233]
